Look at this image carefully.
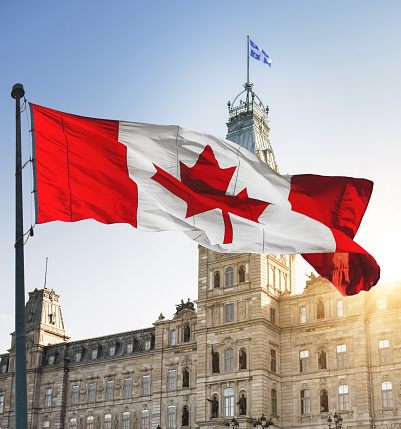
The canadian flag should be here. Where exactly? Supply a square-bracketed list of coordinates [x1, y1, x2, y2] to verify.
[30, 103, 380, 296]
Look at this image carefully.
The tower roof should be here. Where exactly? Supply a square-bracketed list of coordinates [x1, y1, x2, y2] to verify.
[226, 83, 278, 172]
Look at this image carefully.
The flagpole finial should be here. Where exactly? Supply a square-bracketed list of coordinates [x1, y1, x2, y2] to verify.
[11, 83, 25, 99]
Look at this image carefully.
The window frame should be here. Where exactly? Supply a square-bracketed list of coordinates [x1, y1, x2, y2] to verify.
[88, 382, 96, 402]
[225, 267, 234, 287]
[224, 387, 234, 417]
[0, 395, 4, 414]
[337, 344, 347, 368]
[105, 380, 114, 401]
[122, 412, 130, 429]
[142, 375, 150, 395]
[299, 306, 306, 323]
[271, 349, 277, 373]
[337, 300, 343, 317]
[224, 348, 234, 372]
[382, 381, 393, 408]
[71, 384, 79, 404]
[379, 339, 390, 363]
[271, 389, 277, 415]
[167, 405, 176, 428]
[123, 377, 132, 398]
[141, 410, 149, 429]
[338, 384, 350, 411]
[167, 369, 176, 390]
[299, 350, 309, 372]
[225, 304, 234, 322]
[170, 330, 176, 346]
[301, 389, 310, 415]
[44, 387, 52, 407]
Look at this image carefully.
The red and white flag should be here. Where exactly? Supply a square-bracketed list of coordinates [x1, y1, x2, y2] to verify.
[30, 104, 380, 296]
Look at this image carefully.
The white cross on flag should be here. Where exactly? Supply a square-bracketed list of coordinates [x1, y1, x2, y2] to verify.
[29, 103, 380, 296]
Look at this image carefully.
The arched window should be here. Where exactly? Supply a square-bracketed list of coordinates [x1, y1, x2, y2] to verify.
[104, 414, 112, 429]
[167, 406, 176, 428]
[141, 410, 149, 429]
[69, 418, 77, 429]
[122, 412, 130, 429]
[300, 389, 310, 415]
[183, 369, 189, 388]
[271, 389, 277, 415]
[238, 266, 245, 283]
[214, 272, 220, 288]
[43, 422, 50, 429]
[225, 267, 234, 287]
[338, 385, 349, 410]
[320, 390, 329, 412]
[382, 381, 393, 408]
[224, 387, 234, 417]
[317, 300, 324, 319]
[239, 349, 247, 370]
[182, 406, 189, 427]
[86, 416, 94, 429]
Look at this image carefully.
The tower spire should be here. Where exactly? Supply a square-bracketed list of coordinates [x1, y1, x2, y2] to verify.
[226, 84, 278, 172]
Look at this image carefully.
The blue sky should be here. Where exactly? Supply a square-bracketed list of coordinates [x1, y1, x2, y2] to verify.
[0, 1, 400, 352]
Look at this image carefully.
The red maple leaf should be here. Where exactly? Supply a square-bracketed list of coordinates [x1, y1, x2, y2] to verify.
[151, 145, 269, 244]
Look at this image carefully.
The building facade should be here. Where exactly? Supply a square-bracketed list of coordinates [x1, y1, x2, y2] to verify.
[1, 85, 401, 429]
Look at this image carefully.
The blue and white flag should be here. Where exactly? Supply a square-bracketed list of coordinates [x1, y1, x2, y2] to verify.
[249, 39, 272, 67]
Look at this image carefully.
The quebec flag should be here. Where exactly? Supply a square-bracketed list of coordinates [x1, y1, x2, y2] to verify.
[250, 39, 272, 67]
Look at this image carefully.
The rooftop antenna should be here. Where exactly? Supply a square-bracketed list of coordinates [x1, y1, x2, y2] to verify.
[44, 257, 48, 289]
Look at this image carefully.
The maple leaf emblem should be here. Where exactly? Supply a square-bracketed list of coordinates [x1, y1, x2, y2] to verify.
[152, 145, 269, 244]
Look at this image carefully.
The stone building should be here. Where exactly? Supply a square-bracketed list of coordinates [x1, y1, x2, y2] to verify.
[1, 85, 401, 429]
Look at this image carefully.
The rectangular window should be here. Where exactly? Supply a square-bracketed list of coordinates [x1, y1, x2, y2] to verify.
[377, 298, 386, 309]
[144, 340, 151, 351]
[122, 413, 130, 429]
[271, 389, 277, 415]
[91, 349, 97, 359]
[300, 350, 309, 372]
[379, 340, 390, 363]
[337, 300, 343, 317]
[88, 383, 96, 402]
[167, 370, 176, 390]
[339, 385, 349, 410]
[109, 346, 115, 356]
[105, 380, 113, 400]
[270, 307, 276, 324]
[225, 304, 234, 322]
[271, 349, 277, 373]
[170, 330, 176, 346]
[123, 378, 132, 398]
[87, 417, 94, 429]
[141, 410, 149, 429]
[48, 355, 55, 365]
[71, 385, 79, 404]
[301, 390, 310, 414]
[0, 395, 4, 414]
[337, 344, 347, 368]
[142, 375, 150, 395]
[224, 348, 234, 372]
[127, 343, 133, 353]
[45, 387, 52, 407]
[43, 421, 50, 429]
[70, 418, 77, 429]
[382, 382, 393, 408]
[167, 406, 176, 428]
[224, 387, 234, 417]
[75, 352, 81, 362]
[299, 306, 306, 323]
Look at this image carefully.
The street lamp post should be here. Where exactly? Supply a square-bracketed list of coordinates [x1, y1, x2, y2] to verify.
[327, 412, 343, 429]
